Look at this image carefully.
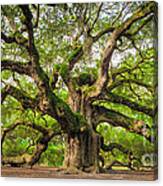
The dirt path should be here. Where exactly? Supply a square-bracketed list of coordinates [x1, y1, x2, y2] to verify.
[1, 167, 157, 181]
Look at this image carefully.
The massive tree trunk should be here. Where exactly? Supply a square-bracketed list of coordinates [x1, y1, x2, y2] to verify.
[64, 91, 101, 173]
[64, 129, 100, 173]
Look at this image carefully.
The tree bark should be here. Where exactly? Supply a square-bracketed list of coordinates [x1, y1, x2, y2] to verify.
[64, 129, 100, 173]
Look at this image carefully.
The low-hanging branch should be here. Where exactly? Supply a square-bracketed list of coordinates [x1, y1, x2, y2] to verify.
[28, 130, 61, 167]
[100, 136, 129, 154]
[98, 91, 156, 117]
[99, 136, 136, 171]
[92, 105, 133, 129]
[2, 131, 61, 167]
[1, 121, 61, 167]
[92, 105, 151, 142]
[101, 142, 129, 153]
[1, 121, 50, 146]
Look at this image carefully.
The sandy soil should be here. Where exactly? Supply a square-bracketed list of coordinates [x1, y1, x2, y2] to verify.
[1, 167, 158, 181]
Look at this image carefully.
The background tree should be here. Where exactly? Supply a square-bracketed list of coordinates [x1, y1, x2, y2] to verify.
[1, 2, 157, 173]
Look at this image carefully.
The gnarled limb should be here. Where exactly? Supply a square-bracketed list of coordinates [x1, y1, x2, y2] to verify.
[1, 121, 61, 167]
[92, 105, 133, 129]
[87, 2, 154, 100]
[28, 130, 61, 166]
[1, 121, 50, 146]
[101, 141, 129, 154]
[92, 105, 151, 142]
[98, 92, 156, 117]
[99, 136, 136, 171]
[2, 131, 61, 167]
[1, 85, 38, 109]
[18, 5, 85, 133]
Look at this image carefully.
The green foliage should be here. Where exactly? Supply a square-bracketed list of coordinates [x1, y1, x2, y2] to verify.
[67, 46, 82, 62]
[39, 137, 65, 167]
[97, 123, 155, 168]
[2, 126, 39, 157]
[60, 63, 69, 81]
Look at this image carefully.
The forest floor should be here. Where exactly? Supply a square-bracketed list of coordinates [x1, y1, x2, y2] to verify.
[1, 166, 157, 181]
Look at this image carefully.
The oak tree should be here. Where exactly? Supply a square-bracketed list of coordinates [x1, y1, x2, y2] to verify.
[1, 2, 157, 173]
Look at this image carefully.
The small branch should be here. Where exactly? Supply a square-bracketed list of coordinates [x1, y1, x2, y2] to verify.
[112, 55, 154, 80]
[1, 60, 31, 76]
[1, 85, 38, 110]
[101, 143, 129, 154]
[128, 82, 142, 101]
[90, 3, 103, 32]
[34, 5, 40, 28]
[28, 130, 61, 166]
[93, 27, 114, 42]
[68, 47, 84, 71]
[111, 3, 128, 26]
[108, 79, 153, 93]
[100, 137, 129, 154]
[1, 120, 61, 167]
[1, 32, 28, 49]
[124, 14, 153, 37]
